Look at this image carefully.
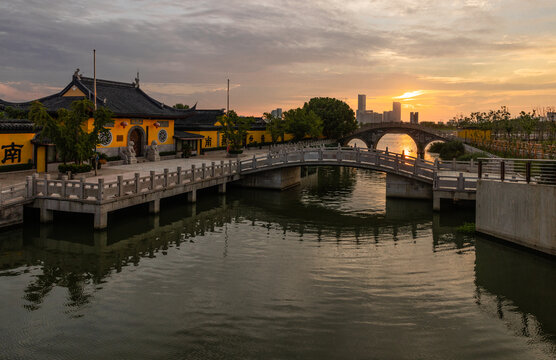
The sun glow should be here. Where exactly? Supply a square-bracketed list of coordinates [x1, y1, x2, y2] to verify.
[393, 90, 427, 100]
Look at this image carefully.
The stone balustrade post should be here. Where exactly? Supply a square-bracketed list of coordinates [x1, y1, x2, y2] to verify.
[201, 163, 206, 179]
[191, 165, 196, 181]
[26, 176, 33, 198]
[237, 159, 242, 174]
[43, 174, 50, 196]
[395, 154, 399, 171]
[80, 178, 85, 199]
[318, 148, 323, 161]
[220, 161, 224, 175]
[135, 173, 140, 193]
[61, 176, 67, 198]
[457, 172, 464, 190]
[228, 160, 233, 175]
[97, 178, 104, 201]
[356, 147, 361, 163]
[118, 175, 124, 197]
[177, 167, 182, 184]
[252, 155, 256, 169]
[164, 168, 169, 187]
[211, 162, 215, 177]
[150, 171, 156, 190]
[433, 171, 438, 190]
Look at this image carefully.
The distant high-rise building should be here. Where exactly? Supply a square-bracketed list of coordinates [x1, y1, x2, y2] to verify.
[270, 108, 283, 119]
[383, 111, 393, 123]
[358, 95, 366, 113]
[410, 112, 419, 124]
[357, 94, 382, 124]
[392, 102, 401, 122]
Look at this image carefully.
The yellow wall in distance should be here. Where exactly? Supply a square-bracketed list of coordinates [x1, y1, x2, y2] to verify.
[0, 133, 35, 167]
[457, 130, 491, 141]
[62, 88, 86, 97]
[36, 146, 46, 172]
[91, 118, 175, 148]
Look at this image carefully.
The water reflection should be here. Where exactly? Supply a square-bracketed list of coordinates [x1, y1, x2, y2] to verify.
[475, 238, 556, 348]
[0, 165, 555, 359]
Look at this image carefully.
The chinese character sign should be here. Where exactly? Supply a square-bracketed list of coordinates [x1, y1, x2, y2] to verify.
[1, 142, 24, 164]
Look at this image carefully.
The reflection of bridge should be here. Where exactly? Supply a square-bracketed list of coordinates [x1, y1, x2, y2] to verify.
[0, 147, 481, 229]
[341, 122, 453, 158]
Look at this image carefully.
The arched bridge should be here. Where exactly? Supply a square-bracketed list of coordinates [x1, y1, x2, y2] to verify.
[243, 146, 437, 184]
[341, 122, 453, 158]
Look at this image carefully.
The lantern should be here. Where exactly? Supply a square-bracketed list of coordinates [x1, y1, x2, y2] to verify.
[153, 122, 161, 128]
[120, 121, 129, 128]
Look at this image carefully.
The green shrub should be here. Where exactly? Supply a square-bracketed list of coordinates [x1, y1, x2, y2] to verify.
[58, 163, 92, 174]
[456, 152, 489, 161]
[0, 163, 33, 172]
[428, 142, 444, 153]
[456, 222, 475, 234]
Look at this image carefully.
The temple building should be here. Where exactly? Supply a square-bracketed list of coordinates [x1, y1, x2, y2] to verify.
[0, 70, 283, 172]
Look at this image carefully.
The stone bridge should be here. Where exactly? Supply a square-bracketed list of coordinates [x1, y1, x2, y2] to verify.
[1, 147, 482, 230]
[341, 122, 453, 158]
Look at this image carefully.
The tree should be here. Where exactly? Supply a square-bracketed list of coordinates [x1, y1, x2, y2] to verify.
[29, 99, 112, 164]
[218, 110, 252, 152]
[303, 97, 356, 139]
[283, 107, 323, 141]
[517, 111, 538, 141]
[173, 103, 189, 110]
[263, 112, 286, 143]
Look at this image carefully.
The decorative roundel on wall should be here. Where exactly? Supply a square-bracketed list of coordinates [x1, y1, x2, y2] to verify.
[99, 131, 112, 146]
[158, 129, 168, 143]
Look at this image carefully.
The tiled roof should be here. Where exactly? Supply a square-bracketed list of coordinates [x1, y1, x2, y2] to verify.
[175, 109, 225, 130]
[174, 131, 205, 139]
[0, 73, 196, 119]
[0, 118, 34, 133]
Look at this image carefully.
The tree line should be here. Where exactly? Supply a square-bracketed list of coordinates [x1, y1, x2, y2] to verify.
[447, 106, 556, 141]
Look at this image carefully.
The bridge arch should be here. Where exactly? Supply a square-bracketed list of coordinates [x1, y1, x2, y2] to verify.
[341, 123, 450, 158]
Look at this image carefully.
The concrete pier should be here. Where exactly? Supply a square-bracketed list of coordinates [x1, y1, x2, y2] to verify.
[386, 173, 432, 199]
[236, 166, 301, 190]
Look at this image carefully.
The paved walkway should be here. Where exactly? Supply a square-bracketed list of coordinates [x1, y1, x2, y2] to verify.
[0, 148, 270, 187]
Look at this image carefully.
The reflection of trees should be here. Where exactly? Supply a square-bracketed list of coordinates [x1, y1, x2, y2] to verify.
[474, 237, 556, 347]
[1, 168, 478, 313]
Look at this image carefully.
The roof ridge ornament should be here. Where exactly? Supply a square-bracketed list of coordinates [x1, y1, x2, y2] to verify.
[73, 68, 81, 80]
[134, 71, 140, 88]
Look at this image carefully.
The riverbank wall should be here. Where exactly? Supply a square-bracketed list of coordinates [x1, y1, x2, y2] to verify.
[476, 180, 556, 256]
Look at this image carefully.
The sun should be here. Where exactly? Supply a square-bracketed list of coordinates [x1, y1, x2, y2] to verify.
[393, 90, 426, 100]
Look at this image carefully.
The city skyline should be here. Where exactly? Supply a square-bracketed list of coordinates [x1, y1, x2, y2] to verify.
[1, 1, 556, 121]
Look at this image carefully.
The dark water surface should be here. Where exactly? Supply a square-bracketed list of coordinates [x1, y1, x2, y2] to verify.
[1, 167, 555, 359]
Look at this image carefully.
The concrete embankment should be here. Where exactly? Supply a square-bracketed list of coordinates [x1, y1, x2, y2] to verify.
[476, 180, 556, 256]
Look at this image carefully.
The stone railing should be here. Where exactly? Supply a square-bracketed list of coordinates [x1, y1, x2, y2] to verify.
[0, 182, 29, 207]
[1, 147, 488, 209]
[239, 146, 438, 183]
[28, 160, 239, 203]
[433, 172, 478, 192]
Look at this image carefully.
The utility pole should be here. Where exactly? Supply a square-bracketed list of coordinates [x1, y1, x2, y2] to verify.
[94, 49, 97, 110]
[227, 78, 230, 114]
[93, 49, 98, 175]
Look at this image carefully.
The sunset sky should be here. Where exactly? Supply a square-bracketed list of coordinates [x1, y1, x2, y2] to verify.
[1, 0, 555, 121]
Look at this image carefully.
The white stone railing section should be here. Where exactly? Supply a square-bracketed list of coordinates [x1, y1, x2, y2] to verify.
[0, 182, 28, 206]
[25, 160, 240, 203]
[433, 172, 478, 191]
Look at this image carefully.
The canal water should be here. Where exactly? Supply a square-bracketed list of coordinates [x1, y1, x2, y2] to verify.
[0, 137, 555, 359]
